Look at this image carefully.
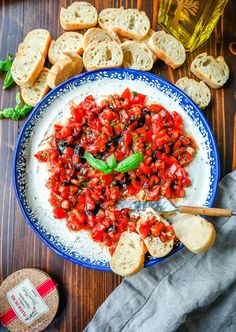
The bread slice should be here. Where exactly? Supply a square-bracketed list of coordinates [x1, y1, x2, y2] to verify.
[98, 7, 124, 33]
[48, 32, 83, 65]
[120, 29, 157, 62]
[121, 41, 154, 71]
[60, 1, 98, 30]
[148, 31, 186, 69]
[173, 214, 216, 254]
[47, 53, 84, 89]
[190, 53, 229, 89]
[83, 28, 114, 49]
[113, 9, 150, 40]
[176, 77, 211, 110]
[21, 67, 50, 106]
[11, 49, 45, 87]
[17, 29, 51, 58]
[138, 208, 174, 258]
[110, 231, 147, 277]
[83, 41, 123, 71]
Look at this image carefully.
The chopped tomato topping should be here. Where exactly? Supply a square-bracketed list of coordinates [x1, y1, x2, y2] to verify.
[35, 88, 196, 253]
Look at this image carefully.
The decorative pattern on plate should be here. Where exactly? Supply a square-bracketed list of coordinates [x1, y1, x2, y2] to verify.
[13, 69, 220, 271]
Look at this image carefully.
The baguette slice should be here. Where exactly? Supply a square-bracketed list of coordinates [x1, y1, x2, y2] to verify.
[83, 41, 123, 71]
[148, 31, 186, 69]
[11, 49, 45, 87]
[110, 231, 147, 277]
[17, 29, 51, 58]
[138, 208, 174, 258]
[48, 32, 83, 65]
[21, 67, 50, 106]
[190, 52, 229, 89]
[47, 53, 84, 89]
[113, 9, 150, 40]
[176, 77, 211, 110]
[83, 28, 114, 49]
[98, 7, 124, 33]
[121, 41, 154, 71]
[173, 214, 216, 254]
[120, 29, 157, 62]
[60, 2, 98, 30]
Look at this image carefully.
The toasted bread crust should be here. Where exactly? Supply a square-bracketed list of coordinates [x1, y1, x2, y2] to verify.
[110, 231, 146, 277]
[47, 53, 84, 89]
[21, 67, 50, 106]
[148, 31, 186, 69]
[48, 32, 83, 65]
[190, 53, 229, 88]
[60, 2, 98, 30]
[11, 49, 45, 87]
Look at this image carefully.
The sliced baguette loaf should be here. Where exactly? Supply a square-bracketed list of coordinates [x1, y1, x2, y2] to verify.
[83, 41, 123, 71]
[113, 9, 150, 40]
[98, 7, 124, 33]
[173, 214, 216, 254]
[110, 231, 147, 277]
[21, 67, 50, 106]
[121, 41, 154, 71]
[176, 77, 211, 109]
[11, 49, 45, 87]
[138, 208, 174, 258]
[17, 29, 51, 58]
[48, 32, 83, 65]
[148, 31, 186, 69]
[60, 2, 98, 30]
[190, 53, 229, 89]
[83, 28, 113, 49]
[47, 53, 84, 89]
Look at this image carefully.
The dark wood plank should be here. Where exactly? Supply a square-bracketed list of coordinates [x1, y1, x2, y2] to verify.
[0, 1, 235, 331]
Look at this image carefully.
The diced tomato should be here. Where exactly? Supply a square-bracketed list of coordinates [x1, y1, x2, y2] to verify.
[34, 150, 48, 162]
[53, 207, 67, 219]
[91, 224, 106, 241]
[139, 223, 151, 238]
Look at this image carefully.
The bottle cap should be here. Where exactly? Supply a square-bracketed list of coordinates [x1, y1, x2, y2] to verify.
[0, 268, 59, 332]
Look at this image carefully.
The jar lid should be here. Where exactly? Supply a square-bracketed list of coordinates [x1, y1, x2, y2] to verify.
[0, 268, 59, 332]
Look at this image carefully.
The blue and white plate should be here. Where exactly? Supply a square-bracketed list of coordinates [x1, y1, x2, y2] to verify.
[13, 69, 220, 271]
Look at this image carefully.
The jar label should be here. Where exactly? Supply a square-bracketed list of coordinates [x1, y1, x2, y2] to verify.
[7, 278, 49, 326]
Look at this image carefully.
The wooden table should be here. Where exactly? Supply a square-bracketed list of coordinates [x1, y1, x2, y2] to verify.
[0, 1, 235, 331]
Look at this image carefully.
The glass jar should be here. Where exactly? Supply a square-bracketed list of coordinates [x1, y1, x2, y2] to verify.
[158, 0, 229, 51]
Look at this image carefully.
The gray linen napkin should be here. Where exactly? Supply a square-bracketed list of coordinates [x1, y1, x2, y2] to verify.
[85, 171, 236, 332]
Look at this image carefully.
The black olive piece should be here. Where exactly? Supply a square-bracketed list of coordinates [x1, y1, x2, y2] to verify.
[116, 181, 127, 189]
[86, 203, 101, 215]
[111, 134, 122, 147]
[62, 180, 70, 186]
[74, 145, 86, 163]
[109, 104, 114, 110]
[124, 173, 131, 185]
[107, 225, 116, 233]
[57, 139, 69, 154]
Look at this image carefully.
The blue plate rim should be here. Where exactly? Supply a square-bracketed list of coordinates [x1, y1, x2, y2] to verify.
[12, 68, 220, 272]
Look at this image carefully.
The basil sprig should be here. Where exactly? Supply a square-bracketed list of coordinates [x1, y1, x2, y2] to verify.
[0, 53, 15, 89]
[0, 92, 32, 120]
[84, 151, 143, 174]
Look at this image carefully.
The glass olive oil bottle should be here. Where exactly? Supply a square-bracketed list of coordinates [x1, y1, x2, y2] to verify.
[158, 0, 229, 51]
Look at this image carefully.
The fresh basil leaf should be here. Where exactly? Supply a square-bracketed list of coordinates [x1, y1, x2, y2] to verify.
[18, 104, 32, 116]
[0, 54, 13, 72]
[15, 92, 21, 105]
[3, 70, 14, 89]
[84, 151, 112, 174]
[106, 154, 117, 169]
[114, 152, 143, 173]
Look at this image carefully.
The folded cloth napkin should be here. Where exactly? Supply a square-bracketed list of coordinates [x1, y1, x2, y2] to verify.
[85, 171, 236, 332]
